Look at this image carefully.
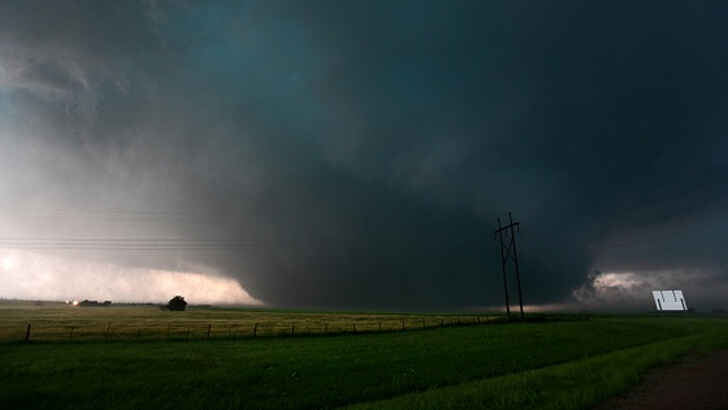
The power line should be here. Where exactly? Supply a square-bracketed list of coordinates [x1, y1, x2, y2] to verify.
[0, 238, 266, 251]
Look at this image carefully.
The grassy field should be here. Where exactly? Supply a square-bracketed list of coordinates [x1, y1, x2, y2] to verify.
[346, 330, 728, 410]
[1, 303, 727, 409]
[0, 301, 502, 342]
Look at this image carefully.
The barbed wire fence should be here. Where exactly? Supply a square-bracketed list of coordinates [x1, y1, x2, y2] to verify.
[13, 315, 510, 344]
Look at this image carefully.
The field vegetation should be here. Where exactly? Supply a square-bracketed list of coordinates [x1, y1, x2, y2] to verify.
[1, 302, 727, 409]
[0, 301, 504, 342]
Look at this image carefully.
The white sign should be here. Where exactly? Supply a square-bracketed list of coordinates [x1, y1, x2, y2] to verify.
[652, 290, 688, 311]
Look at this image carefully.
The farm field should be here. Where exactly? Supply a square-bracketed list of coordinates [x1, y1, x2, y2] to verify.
[1, 304, 727, 410]
[0, 301, 502, 342]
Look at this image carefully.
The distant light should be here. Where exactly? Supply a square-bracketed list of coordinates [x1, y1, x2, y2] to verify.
[1, 255, 15, 271]
[652, 290, 688, 311]
[72, 300, 79, 306]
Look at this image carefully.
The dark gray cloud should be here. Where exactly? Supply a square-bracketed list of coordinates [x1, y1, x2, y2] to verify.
[1, 1, 728, 310]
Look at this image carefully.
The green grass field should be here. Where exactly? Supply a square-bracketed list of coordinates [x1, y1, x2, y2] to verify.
[1, 303, 727, 409]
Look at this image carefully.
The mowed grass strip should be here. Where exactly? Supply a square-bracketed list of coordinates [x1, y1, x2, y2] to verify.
[345, 325, 728, 410]
[0, 317, 720, 410]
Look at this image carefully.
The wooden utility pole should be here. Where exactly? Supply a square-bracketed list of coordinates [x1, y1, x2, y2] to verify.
[495, 212, 525, 320]
[496, 218, 511, 319]
[508, 212, 525, 319]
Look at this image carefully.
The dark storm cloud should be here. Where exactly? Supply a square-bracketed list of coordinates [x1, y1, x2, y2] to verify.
[2, 1, 728, 309]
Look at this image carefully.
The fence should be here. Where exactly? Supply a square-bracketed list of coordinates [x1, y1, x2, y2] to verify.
[11, 315, 505, 343]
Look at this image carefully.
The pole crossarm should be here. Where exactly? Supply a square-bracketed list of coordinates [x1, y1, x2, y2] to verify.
[494, 222, 519, 235]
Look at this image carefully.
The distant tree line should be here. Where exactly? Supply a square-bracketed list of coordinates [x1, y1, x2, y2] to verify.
[78, 300, 112, 307]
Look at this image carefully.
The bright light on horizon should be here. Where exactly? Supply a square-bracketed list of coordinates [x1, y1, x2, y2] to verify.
[0, 249, 263, 305]
[1, 255, 16, 271]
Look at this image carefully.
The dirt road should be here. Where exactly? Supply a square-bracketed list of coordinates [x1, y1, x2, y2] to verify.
[596, 350, 728, 410]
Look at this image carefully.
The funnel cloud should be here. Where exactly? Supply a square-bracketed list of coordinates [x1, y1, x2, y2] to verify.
[1, 1, 728, 310]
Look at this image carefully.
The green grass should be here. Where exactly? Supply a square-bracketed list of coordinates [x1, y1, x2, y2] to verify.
[346, 328, 728, 409]
[1, 307, 726, 410]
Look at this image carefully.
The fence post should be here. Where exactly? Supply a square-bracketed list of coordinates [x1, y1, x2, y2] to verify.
[105, 323, 111, 341]
[166, 324, 171, 339]
[186, 328, 190, 341]
[290, 324, 295, 337]
[207, 324, 212, 339]
[422, 319, 425, 329]
[401, 319, 405, 331]
[324, 323, 328, 334]
[477, 316, 481, 324]
[25, 323, 31, 342]
[253, 323, 258, 337]
[440, 319, 444, 328]
[378, 322, 382, 331]
[352, 323, 356, 333]
[69, 327, 75, 341]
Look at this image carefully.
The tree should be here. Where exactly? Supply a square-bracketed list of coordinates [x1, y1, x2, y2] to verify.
[167, 295, 187, 311]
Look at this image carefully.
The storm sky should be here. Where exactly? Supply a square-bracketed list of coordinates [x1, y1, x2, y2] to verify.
[1, 1, 728, 310]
